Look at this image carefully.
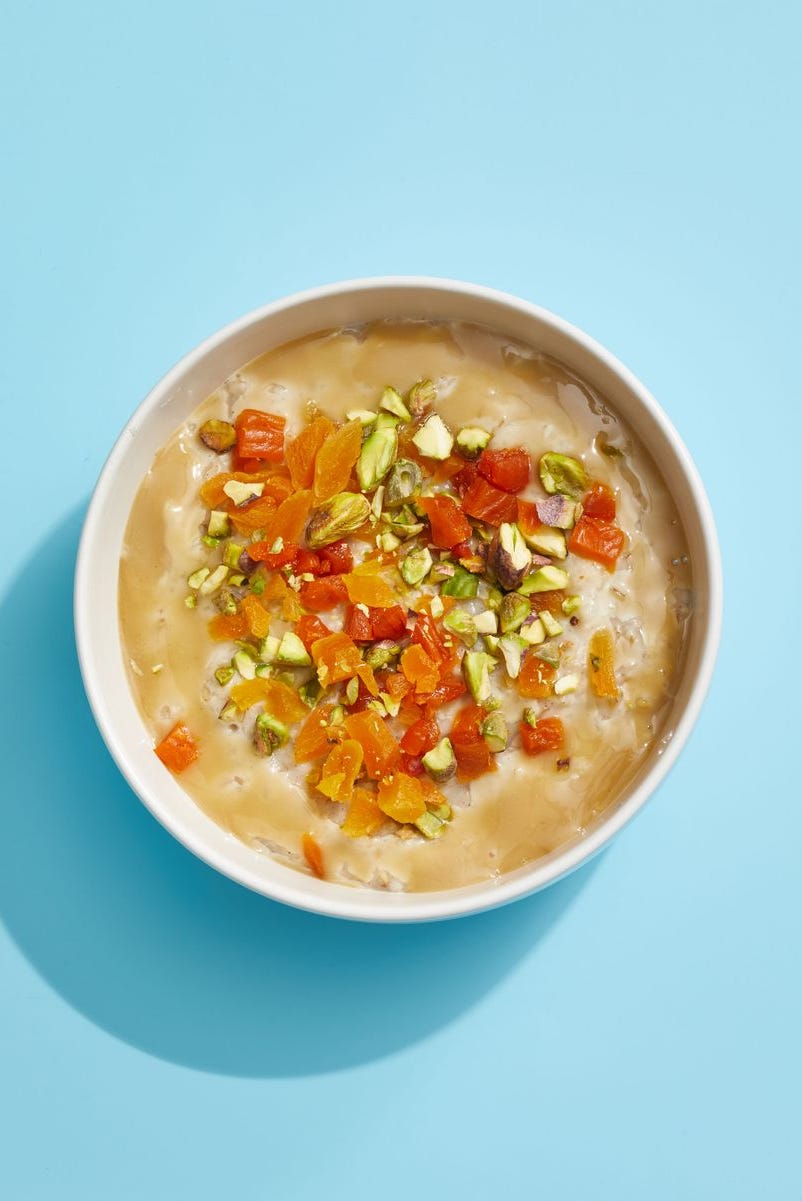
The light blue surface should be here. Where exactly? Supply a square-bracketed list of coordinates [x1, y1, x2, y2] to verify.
[1, 2, 799, 1197]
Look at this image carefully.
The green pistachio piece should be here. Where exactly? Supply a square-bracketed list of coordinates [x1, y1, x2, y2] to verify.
[462, 651, 495, 704]
[215, 588, 239, 616]
[520, 616, 546, 645]
[498, 634, 526, 679]
[455, 426, 491, 460]
[443, 608, 478, 647]
[499, 592, 531, 633]
[198, 564, 229, 596]
[481, 710, 508, 753]
[345, 409, 378, 425]
[421, 737, 457, 783]
[488, 523, 532, 590]
[187, 566, 210, 591]
[518, 565, 570, 594]
[441, 566, 479, 598]
[384, 458, 422, 508]
[223, 479, 265, 507]
[232, 649, 257, 680]
[380, 386, 412, 422]
[276, 631, 312, 666]
[199, 418, 237, 453]
[218, 699, 240, 722]
[357, 426, 398, 490]
[539, 452, 588, 499]
[306, 492, 372, 548]
[540, 610, 563, 638]
[253, 712, 289, 756]
[406, 379, 437, 418]
[414, 810, 446, 839]
[399, 546, 433, 587]
[299, 678, 324, 708]
[412, 413, 454, 460]
[207, 510, 231, 539]
[345, 676, 360, 706]
[365, 641, 401, 669]
[562, 595, 581, 616]
[214, 665, 235, 686]
[521, 527, 567, 559]
[223, 541, 245, 569]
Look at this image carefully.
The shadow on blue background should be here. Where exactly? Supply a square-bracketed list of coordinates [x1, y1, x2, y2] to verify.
[0, 505, 595, 1077]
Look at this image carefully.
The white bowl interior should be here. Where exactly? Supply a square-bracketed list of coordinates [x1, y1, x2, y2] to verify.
[75, 278, 722, 921]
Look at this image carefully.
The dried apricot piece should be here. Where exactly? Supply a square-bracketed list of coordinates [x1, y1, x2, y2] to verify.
[343, 572, 397, 608]
[317, 739, 364, 803]
[155, 722, 199, 773]
[400, 644, 440, 695]
[286, 416, 336, 490]
[299, 576, 348, 612]
[520, 716, 565, 756]
[376, 772, 426, 823]
[311, 632, 363, 686]
[588, 628, 619, 699]
[229, 495, 279, 536]
[314, 419, 363, 503]
[240, 593, 271, 638]
[230, 677, 307, 723]
[343, 709, 400, 778]
[208, 612, 249, 642]
[294, 704, 337, 764]
[235, 409, 286, 462]
[518, 655, 556, 699]
[341, 787, 386, 837]
[262, 489, 314, 546]
[262, 572, 303, 621]
[302, 833, 325, 878]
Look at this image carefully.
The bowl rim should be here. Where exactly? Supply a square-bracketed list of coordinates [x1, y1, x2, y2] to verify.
[74, 275, 723, 922]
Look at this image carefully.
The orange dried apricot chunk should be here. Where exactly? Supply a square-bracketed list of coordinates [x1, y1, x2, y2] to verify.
[207, 612, 249, 642]
[376, 772, 426, 823]
[240, 593, 271, 639]
[314, 420, 363, 502]
[229, 495, 279, 536]
[343, 572, 397, 608]
[400, 644, 440, 695]
[294, 704, 337, 764]
[588, 628, 619, 700]
[154, 722, 199, 773]
[261, 489, 313, 546]
[343, 709, 400, 778]
[302, 832, 325, 878]
[230, 678, 307, 724]
[310, 632, 363, 686]
[286, 416, 336, 490]
[341, 787, 386, 838]
[316, 739, 363, 803]
[518, 655, 556, 699]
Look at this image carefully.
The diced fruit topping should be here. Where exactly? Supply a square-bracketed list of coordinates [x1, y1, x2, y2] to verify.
[154, 722, 199, 773]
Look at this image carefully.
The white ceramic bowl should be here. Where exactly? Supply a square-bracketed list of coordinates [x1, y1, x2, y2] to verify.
[75, 277, 722, 922]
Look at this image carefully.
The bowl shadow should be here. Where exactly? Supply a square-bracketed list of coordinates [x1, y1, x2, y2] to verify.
[0, 506, 597, 1077]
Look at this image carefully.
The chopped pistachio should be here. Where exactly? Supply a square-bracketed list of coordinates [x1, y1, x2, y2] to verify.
[518, 565, 570, 594]
[441, 566, 479, 598]
[462, 651, 495, 703]
[273, 631, 311, 666]
[488, 523, 531, 590]
[498, 634, 526, 678]
[249, 572, 266, 596]
[414, 811, 446, 839]
[539, 452, 588, 499]
[187, 566, 210, 591]
[151, 663, 164, 674]
[345, 676, 360, 706]
[562, 595, 582, 616]
[345, 408, 378, 425]
[374, 411, 400, 430]
[522, 527, 567, 559]
[481, 710, 508, 753]
[365, 642, 401, 670]
[384, 459, 422, 508]
[223, 541, 245, 569]
[473, 610, 498, 635]
[522, 706, 539, 728]
[443, 608, 478, 647]
[299, 678, 323, 707]
[540, 610, 563, 638]
[253, 712, 289, 756]
[378, 531, 401, 552]
[421, 737, 457, 783]
[399, 545, 433, 587]
[184, 594, 197, 609]
[407, 378, 437, 417]
[498, 592, 530, 633]
[215, 588, 239, 616]
[198, 564, 229, 595]
[484, 585, 504, 612]
[430, 801, 453, 823]
[207, 510, 231, 539]
[380, 386, 412, 422]
[429, 561, 456, 585]
[219, 699, 239, 722]
[429, 595, 444, 618]
[380, 692, 401, 717]
[484, 634, 501, 655]
[223, 479, 264, 507]
[232, 649, 257, 680]
[534, 644, 561, 667]
[254, 663, 273, 678]
[366, 698, 388, 718]
[227, 573, 247, 587]
[412, 413, 454, 460]
[519, 616, 546, 645]
[215, 665, 235, 686]
[370, 485, 385, 519]
[328, 704, 345, 726]
[259, 634, 280, 663]
[202, 535, 222, 549]
[199, 418, 237, 453]
[455, 426, 492, 459]
[307, 491, 372, 548]
[356, 425, 398, 490]
[554, 673, 579, 696]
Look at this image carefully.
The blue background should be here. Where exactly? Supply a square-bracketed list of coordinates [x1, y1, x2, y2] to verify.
[1, 2, 800, 1198]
